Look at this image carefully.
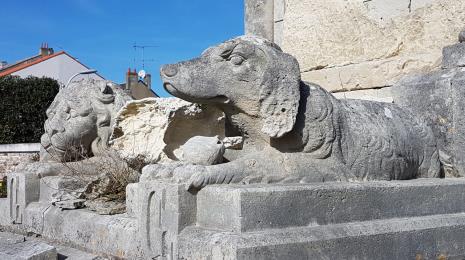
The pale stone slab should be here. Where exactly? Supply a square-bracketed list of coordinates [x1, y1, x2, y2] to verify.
[273, 20, 284, 46]
[0, 232, 57, 260]
[197, 179, 465, 232]
[179, 213, 465, 259]
[39, 207, 141, 258]
[333, 87, 393, 103]
[273, 0, 285, 22]
[301, 54, 440, 91]
[281, 0, 465, 91]
[245, 0, 274, 40]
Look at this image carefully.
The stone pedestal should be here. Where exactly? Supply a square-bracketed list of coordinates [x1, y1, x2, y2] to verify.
[135, 181, 196, 259]
[179, 179, 465, 259]
[7, 168, 41, 224]
[5, 162, 465, 259]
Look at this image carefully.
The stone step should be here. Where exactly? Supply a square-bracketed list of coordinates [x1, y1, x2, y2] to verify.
[180, 212, 465, 260]
[0, 232, 57, 260]
[197, 178, 465, 232]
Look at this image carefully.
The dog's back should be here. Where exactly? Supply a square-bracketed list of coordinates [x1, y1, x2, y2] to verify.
[298, 82, 440, 180]
[339, 98, 440, 180]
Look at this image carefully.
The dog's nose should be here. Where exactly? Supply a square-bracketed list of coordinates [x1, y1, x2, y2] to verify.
[161, 64, 178, 77]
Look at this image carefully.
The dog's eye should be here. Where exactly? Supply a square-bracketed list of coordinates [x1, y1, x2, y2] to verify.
[230, 55, 245, 65]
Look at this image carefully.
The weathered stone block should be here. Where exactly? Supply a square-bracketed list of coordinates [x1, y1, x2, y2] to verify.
[110, 98, 225, 164]
[125, 183, 139, 218]
[245, 0, 274, 40]
[39, 176, 85, 204]
[136, 181, 196, 259]
[0, 232, 57, 260]
[22, 202, 51, 234]
[443, 43, 465, 69]
[180, 213, 465, 259]
[197, 179, 465, 232]
[39, 207, 141, 258]
[7, 168, 41, 224]
[280, 0, 465, 91]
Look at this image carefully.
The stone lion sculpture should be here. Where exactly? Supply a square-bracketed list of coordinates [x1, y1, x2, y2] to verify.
[150, 35, 441, 190]
[40, 79, 132, 162]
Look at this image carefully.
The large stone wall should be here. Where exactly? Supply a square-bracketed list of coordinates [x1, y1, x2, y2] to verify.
[246, 0, 465, 95]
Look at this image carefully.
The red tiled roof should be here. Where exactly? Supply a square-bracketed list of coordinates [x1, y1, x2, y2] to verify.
[0, 51, 67, 77]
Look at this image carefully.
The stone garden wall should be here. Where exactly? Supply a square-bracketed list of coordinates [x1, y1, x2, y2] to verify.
[0, 144, 39, 179]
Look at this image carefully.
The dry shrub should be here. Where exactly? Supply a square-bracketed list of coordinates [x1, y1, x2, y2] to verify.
[42, 141, 144, 214]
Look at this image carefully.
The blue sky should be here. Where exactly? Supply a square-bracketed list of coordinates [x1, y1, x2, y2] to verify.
[1, 0, 244, 97]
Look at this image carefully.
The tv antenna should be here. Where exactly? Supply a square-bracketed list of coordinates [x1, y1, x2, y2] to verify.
[133, 43, 158, 70]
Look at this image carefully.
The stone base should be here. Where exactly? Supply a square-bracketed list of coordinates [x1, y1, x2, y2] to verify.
[179, 213, 465, 259]
[4, 173, 465, 259]
[176, 179, 465, 259]
[22, 204, 142, 258]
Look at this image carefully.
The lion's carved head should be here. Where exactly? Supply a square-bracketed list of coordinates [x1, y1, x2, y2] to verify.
[40, 79, 132, 162]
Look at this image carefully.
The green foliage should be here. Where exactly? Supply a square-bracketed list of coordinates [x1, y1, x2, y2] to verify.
[0, 75, 59, 144]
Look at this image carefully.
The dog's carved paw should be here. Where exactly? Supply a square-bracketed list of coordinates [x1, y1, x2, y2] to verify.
[187, 168, 236, 190]
[240, 175, 263, 185]
[187, 172, 208, 190]
[172, 164, 206, 184]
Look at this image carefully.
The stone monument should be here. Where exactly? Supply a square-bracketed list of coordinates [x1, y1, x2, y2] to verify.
[3, 35, 465, 259]
[156, 35, 441, 190]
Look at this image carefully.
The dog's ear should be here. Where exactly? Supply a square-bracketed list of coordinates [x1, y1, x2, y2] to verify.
[259, 51, 301, 138]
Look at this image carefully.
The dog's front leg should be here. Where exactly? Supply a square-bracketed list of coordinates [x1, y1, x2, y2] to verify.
[186, 148, 291, 190]
[186, 151, 355, 190]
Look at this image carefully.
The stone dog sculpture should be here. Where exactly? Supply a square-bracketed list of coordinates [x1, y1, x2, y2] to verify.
[41, 79, 132, 162]
[155, 35, 441, 190]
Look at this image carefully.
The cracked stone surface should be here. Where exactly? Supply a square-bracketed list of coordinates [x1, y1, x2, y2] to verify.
[281, 0, 465, 91]
[110, 97, 225, 165]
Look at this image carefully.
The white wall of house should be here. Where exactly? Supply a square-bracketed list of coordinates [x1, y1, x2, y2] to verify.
[12, 54, 103, 85]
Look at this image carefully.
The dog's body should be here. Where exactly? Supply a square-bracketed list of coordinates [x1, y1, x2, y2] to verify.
[287, 82, 439, 180]
[157, 36, 440, 189]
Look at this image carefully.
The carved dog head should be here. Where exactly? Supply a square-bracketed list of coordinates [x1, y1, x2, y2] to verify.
[161, 36, 301, 138]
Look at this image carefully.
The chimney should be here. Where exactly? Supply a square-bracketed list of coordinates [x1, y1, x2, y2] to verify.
[39, 42, 54, 56]
[0, 61, 7, 69]
[143, 73, 152, 88]
[125, 68, 138, 91]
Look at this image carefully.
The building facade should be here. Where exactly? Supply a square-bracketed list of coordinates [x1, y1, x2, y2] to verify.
[0, 44, 103, 85]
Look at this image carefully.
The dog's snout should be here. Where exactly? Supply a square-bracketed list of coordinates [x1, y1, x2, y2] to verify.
[161, 64, 178, 78]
